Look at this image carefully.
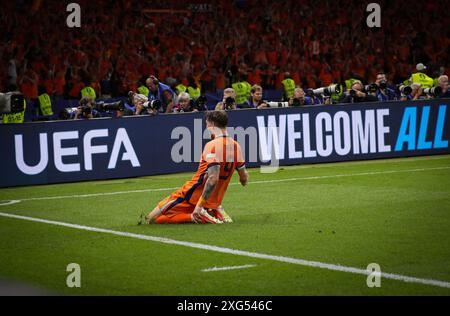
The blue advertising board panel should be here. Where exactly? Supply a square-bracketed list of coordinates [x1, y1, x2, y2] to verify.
[0, 99, 448, 187]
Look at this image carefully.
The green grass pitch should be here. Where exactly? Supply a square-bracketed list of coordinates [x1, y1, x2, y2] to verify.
[0, 155, 450, 295]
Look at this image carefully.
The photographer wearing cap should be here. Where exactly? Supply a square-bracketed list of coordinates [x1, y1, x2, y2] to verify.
[215, 88, 237, 111]
[375, 73, 397, 101]
[409, 63, 434, 89]
[339, 80, 379, 104]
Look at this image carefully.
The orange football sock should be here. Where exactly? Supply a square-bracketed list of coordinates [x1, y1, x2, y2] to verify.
[156, 213, 193, 224]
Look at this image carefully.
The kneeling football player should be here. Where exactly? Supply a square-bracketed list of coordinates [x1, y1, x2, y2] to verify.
[140, 110, 248, 224]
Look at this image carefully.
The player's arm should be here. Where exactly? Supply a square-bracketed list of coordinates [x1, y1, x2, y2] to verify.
[237, 165, 248, 186]
[194, 165, 220, 214]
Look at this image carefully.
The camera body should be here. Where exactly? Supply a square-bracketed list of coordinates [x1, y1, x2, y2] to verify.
[191, 95, 208, 111]
[364, 83, 379, 94]
[378, 80, 388, 90]
[291, 98, 301, 107]
[0, 92, 25, 114]
[398, 84, 413, 96]
[224, 96, 236, 110]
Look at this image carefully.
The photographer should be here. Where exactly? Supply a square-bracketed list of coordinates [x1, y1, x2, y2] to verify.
[215, 88, 237, 110]
[399, 83, 423, 101]
[146, 75, 176, 113]
[123, 92, 158, 116]
[438, 75, 450, 98]
[239, 85, 268, 109]
[339, 80, 379, 104]
[375, 73, 397, 101]
[173, 92, 196, 113]
[72, 97, 100, 120]
[304, 89, 324, 105]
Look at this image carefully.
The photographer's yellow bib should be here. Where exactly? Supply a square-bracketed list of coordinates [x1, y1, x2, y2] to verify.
[81, 86, 96, 100]
[282, 78, 296, 99]
[232, 82, 249, 105]
[411, 73, 434, 88]
[2, 100, 26, 124]
[138, 85, 149, 96]
[38, 93, 53, 116]
[187, 86, 201, 100]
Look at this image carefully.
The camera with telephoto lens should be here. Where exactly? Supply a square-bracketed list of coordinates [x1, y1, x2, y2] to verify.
[312, 84, 341, 96]
[423, 86, 442, 97]
[143, 99, 162, 111]
[291, 98, 301, 107]
[0, 91, 25, 114]
[364, 83, 379, 93]
[378, 80, 387, 90]
[192, 95, 208, 111]
[81, 105, 92, 116]
[78, 97, 93, 116]
[94, 100, 125, 112]
[127, 91, 161, 111]
[398, 84, 413, 96]
[224, 96, 236, 110]
[305, 89, 315, 97]
[266, 101, 289, 108]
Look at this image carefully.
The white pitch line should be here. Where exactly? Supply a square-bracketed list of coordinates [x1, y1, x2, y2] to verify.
[201, 264, 257, 272]
[0, 200, 21, 206]
[0, 211, 449, 290]
[3, 166, 449, 204]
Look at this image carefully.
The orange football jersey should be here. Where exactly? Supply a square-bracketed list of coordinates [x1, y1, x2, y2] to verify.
[171, 135, 245, 209]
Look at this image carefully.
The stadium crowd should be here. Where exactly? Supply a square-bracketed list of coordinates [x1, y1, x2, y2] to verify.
[0, 0, 449, 122]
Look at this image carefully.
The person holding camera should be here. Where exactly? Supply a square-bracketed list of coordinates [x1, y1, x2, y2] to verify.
[215, 88, 237, 110]
[239, 85, 268, 109]
[339, 80, 379, 104]
[399, 83, 423, 101]
[122, 92, 157, 116]
[375, 73, 397, 101]
[292, 87, 324, 106]
[173, 92, 196, 113]
[146, 75, 176, 113]
[72, 97, 100, 120]
[438, 75, 450, 98]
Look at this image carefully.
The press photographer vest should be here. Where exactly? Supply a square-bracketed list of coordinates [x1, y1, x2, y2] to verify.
[345, 78, 357, 90]
[81, 86, 96, 100]
[138, 85, 149, 97]
[38, 93, 53, 116]
[187, 86, 201, 100]
[232, 82, 249, 105]
[176, 84, 187, 95]
[2, 100, 26, 124]
[331, 83, 344, 102]
[282, 78, 295, 99]
[411, 72, 434, 88]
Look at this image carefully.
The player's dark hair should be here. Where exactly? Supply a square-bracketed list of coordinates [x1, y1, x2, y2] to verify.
[205, 110, 228, 129]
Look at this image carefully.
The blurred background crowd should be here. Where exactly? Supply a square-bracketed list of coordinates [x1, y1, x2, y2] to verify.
[0, 0, 449, 122]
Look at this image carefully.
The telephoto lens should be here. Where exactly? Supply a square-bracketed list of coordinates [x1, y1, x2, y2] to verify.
[423, 86, 442, 97]
[399, 84, 413, 96]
